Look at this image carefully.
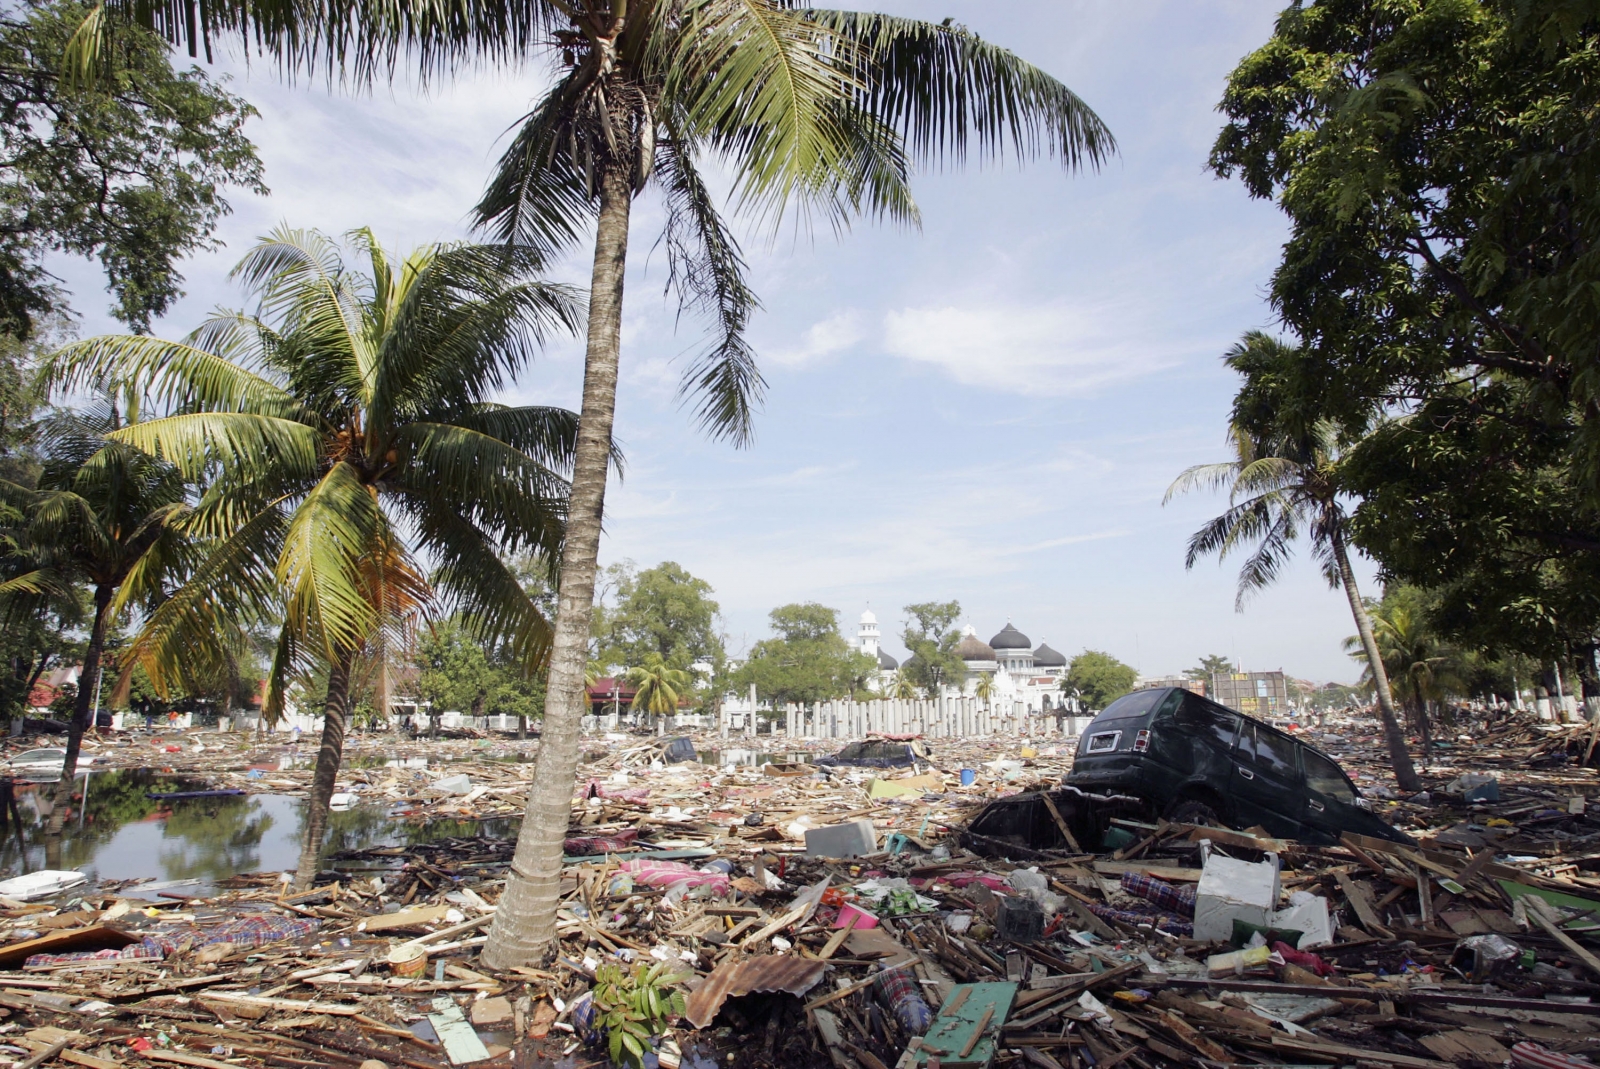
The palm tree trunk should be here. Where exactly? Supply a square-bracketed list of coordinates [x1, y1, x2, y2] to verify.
[483, 166, 631, 970]
[1332, 530, 1421, 792]
[294, 653, 352, 889]
[50, 584, 111, 833]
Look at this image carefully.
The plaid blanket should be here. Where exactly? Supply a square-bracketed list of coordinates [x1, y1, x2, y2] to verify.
[874, 965, 931, 1035]
[1088, 904, 1193, 936]
[1121, 872, 1196, 917]
[27, 938, 167, 967]
[619, 859, 729, 894]
[202, 914, 320, 947]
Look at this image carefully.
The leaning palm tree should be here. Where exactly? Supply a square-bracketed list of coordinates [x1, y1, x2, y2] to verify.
[0, 404, 191, 800]
[627, 653, 690, 723]
[1166, 333, 1420, 792]
[48, 227, 583, 886]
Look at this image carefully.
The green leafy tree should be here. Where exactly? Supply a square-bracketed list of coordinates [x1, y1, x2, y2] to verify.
[1186, 654, 1232, 681]
[49, 226, 581, 887]
[1166, 332, 1421, 792]
[0, 0, 263, 338]
[597, 561, 722, 671]
[417, 618, 492, 728]
[899, 600, 965, 695]
[1063, 651, 1136, 711]
[1210, 0, 1600, 711]
[734, 602, 871, 711]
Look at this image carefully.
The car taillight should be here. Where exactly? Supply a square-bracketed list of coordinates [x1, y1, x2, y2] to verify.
[1133, 729, 1150, 753]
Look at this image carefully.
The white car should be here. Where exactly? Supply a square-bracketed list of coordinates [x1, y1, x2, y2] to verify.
[4, 748, 67, 779]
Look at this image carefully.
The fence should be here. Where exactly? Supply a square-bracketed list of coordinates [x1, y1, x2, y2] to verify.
[771, 698, 1093, 740]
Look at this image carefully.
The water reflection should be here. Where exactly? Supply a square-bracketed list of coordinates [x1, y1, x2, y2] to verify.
[0, 769, 517, 894]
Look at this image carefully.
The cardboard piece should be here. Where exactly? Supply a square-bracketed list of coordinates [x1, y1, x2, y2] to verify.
[868, 774, 943, 799]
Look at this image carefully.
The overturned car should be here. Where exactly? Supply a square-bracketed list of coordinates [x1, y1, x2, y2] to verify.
[1064, 686, 1412, 846]
[815, 738, 933, 771]
[961, 784, 1147, 858]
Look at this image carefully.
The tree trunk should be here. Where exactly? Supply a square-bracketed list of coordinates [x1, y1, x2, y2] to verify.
[1332, 530, 1421, 792]
[294, 654, 352, 889]
[483, 166, 631, 970]
[50, 584, 112, 832]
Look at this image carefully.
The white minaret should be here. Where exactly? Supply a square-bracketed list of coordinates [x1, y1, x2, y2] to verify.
[858, 609, 880, 659]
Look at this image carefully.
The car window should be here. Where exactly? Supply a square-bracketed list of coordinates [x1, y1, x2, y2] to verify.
[837, 743, 864, 761]
[1242, 724, 1300, 779]
[1092, 689, 1167, 721]
[1303, 749, 1356, 803]
[1150, 689, 1186, 723]
[1173, 697, 1241, 750]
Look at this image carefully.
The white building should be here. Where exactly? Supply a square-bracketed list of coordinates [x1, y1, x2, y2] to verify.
[955, 622, 1069, 715]
[854, 610, 900, 690]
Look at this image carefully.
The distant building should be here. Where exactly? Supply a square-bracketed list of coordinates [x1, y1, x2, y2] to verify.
[956, 622, 1068, 715]
[855, 610, 900, 690]
[1210, 671, 1289, 718]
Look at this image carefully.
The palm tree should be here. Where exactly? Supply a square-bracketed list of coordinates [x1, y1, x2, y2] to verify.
[48, 227, 583, 886]
[1166, 332, 1421, 792]
[974, 671, 994, 710]
[0, 403, 190, 798]
[891, 674, 918, 701]
[1344, 586, 1471, 765]
[627, 653, 690, 724]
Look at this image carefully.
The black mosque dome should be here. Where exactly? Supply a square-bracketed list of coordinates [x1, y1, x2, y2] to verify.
[1033, 643, 1067, 668]
[956, 633, 997, 661]
[989, 623, 1032, 650]
[877, 648, 899, 670]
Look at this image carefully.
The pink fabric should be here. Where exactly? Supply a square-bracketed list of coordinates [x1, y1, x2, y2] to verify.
[619, 859, 729, 893]
[582, 780, 650, 804]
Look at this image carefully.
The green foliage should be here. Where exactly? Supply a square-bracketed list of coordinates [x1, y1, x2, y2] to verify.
[626, 653, 692, 717]
[1186, 654, 1232, 681]
[1210, 0, 1600, 663]
[733, 602, 874, 709]
[1063, 650, 1136, 711]
[595, 561, 723, 673]
[591, 961, 687, 1069]
[899, 600, 965, 694]
[1343, 586, 1475, 714]
[0, 0, 263, 338]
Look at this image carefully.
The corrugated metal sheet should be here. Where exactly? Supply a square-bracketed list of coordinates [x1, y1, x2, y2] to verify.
[684, 956, 827, 1028]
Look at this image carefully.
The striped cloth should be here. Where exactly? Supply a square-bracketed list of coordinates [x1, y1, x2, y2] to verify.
[1087, 904, 1194, 936]
[201, 914, 320, 947]
[1121, 872, 1197, 918]
[26, 938, 167, 967]
[875, 965, 931, 1035]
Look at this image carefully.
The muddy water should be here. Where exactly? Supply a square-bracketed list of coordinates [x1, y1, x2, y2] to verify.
[0, 768, 514, 896]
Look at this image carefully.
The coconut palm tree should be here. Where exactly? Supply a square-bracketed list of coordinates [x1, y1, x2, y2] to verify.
[974, 671, 994, 710]
[0, 403, 190, 800]
[627, 652, 690, 723]
[891, 674, 918, 701]
[1166, 332, 1421, 792]
[48, 227, 583, 886]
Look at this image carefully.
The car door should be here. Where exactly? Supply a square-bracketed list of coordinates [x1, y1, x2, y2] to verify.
[1299, 746, 1379, 845]
[1228, 722, 1304, 839]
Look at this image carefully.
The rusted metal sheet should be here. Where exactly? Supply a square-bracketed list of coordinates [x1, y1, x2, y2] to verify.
[684, 955, 827, 1028]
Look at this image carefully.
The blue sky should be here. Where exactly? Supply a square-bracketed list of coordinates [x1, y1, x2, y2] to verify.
[52, 1, 1382, 682]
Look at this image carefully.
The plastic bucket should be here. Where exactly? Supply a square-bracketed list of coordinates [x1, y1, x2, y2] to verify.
[959, 769, 976, 787]
[388, 943, 427, 978]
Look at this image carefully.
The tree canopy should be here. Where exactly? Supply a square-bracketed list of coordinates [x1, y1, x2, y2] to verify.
[734, 602, 873, 709]
[1063, 650, 1136, 711]
[899, 600, 965, 695]
[595, 560, 722, 672]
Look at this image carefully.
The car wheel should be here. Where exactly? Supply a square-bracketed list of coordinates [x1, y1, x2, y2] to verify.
[1166, 798, 1225, 828]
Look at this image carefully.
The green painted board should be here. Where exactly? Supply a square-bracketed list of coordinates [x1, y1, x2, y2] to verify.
[1496, 880, 1600, 931]
[429, 995, 492, 1065]
[915, 982, 1017, 1069]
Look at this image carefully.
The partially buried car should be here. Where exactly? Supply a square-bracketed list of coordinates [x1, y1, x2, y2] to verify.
[815, 738, 933, 771]
[1065, 686, 1411, 845]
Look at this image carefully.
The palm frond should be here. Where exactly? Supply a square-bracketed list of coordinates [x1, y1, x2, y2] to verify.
[277, 461, 385, 660]
[109, 412, 321, 482]
[474, 69, 598, 255]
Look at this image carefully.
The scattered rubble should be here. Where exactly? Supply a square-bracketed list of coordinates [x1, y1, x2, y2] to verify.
[0, 712, 1593, 1069]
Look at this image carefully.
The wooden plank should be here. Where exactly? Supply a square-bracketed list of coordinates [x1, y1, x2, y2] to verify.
[1523, 896, 1600, 980]
[140, 1052, 240, 1069]
[1038, 793, 1082, 854]
[1419, 1031, 1511, 1064]
[428, 996, 491, 1066]
[916, 983, 1016, 1069]
[1270, 1035, 1451, 1069]
[1335, 871, 1392, 937]
[195, 993, 359, 1016]
[61, 1051, 123, 1069]
[0, 926, 138, 969]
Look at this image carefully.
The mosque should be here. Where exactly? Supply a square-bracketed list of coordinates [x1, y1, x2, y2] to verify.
[855, 612, 1071, 714]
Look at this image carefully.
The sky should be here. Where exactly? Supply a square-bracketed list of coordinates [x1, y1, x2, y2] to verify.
[50, 1, 1383, 683]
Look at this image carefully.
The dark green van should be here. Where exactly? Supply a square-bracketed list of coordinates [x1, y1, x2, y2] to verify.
[1065, 687, 1411, 845]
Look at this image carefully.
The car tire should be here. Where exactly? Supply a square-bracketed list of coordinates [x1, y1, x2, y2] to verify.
[1166, 797, 1225, 828]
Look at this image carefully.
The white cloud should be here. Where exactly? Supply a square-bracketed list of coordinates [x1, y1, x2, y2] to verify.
[881, 302, 1181, 396]
[767, 310, 866, 368]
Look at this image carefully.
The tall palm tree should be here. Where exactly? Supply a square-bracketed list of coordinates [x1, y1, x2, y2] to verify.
[974, 671, 994, 710]
[627, 652, 690, 722]
[1166, 332, 1421, 792]
[0, 404, 190, 798]
[891, 674, 918, 701]
[48, 227, 583, 886]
